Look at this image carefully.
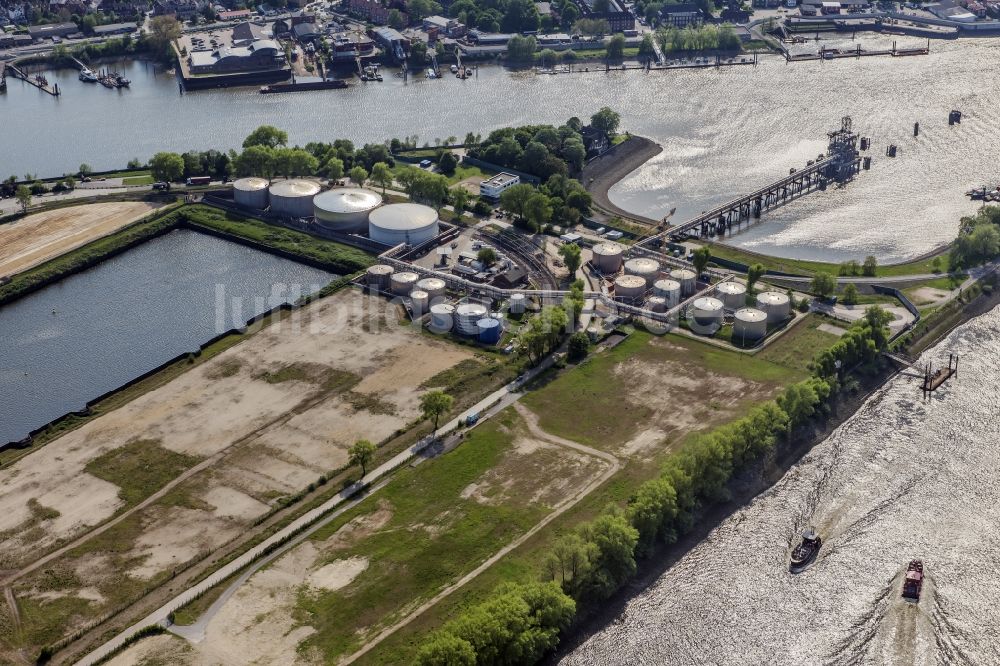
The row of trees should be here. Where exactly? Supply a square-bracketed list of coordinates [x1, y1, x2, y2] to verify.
[657, 24, 742, 53]
[949, 206, 1000, 269]
[416, 309, 893, 663]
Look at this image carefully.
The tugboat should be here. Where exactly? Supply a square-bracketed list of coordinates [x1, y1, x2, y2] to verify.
[789, 527, 822, 573]
[901, 560, 924, 602]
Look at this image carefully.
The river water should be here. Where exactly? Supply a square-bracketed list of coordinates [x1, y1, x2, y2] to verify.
[563, 304, 1000, 666]
[0, 228, 332, 444]
[3, 37, 999, 262]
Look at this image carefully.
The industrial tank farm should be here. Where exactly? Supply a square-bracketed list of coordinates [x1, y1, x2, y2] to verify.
[268, 179, 321, 218]
[232, 177, 270, 209]
[313, 187, 383, 233]
[368, 203, 440, 246]
[757, 291, 792, 323]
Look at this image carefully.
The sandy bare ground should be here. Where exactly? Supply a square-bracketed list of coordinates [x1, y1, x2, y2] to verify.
[0, 289, 473, 659]
[0, 202, 164, 279]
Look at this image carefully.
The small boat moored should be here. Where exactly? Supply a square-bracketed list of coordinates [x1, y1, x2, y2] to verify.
[902, 560, 924, 602]
[789, 527, 822, 573]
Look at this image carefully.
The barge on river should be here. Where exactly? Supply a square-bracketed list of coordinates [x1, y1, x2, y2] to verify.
[260, 79, 348, 94]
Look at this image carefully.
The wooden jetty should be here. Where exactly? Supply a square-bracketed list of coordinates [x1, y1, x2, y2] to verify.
[921, 353, 958, 396]
[3, 63, 60, 96]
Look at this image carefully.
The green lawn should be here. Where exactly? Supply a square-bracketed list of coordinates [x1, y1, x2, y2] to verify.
[123, 175, 155, 186]
[707, 242, 949, 278]
[755, 315, 841, 375]
[293, 409, 549, 662]
[91, 169, 151, 180]
[83, 439, 201, 508]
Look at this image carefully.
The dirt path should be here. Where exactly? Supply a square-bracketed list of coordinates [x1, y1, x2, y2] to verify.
[0, 201, 164, 278]
[339, 402, 621, 665]
[581, 136, 663, 226]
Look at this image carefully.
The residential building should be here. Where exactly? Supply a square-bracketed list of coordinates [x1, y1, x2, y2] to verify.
[154, 0, 199, 20]
[218, 8, 252, 20]
[479, 172, 521, 201]
[49, 0, 88, 15]
[348, 0, 393, 24]
[660, 2, 703, 27]
[575, 0, 634, 32]
[92, 22, 138, 35]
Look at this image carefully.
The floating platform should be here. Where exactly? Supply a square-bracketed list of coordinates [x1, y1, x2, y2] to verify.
[260, 79, 348, 94]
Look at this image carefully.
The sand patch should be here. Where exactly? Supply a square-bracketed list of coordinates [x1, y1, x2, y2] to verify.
[102, 632, 194, 666]
[909, 287, 951, 305]
[621, 428, 667, 456]
[0, 201, 164, 279]
[306, 556, 369, 592]
[27, 586, 106, 605]
[323, 500, 394, 550]
[203, 486, 269, 521]
[128, 508, 239, 580]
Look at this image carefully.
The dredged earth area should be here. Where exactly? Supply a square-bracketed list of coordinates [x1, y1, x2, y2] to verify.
[563, 306, 1000, 666]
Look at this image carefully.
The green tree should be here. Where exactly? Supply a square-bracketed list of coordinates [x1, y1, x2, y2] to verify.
[499, 183, 535, 221]
[234, 145, 276, 179]
[370, 161, 392, 193]
[450, 187, 470, 215]
[349, 165, 368, 186]
[746, 263, 766, 292]
[147, 15, 181, 60]
[573, 17, 610, 36]
[15, 185, 32, 212]
[420, 390, 454, 433]
[539, 48, 558, 67]
[438, 151, 458, 175]
[324, 156, 345, 181]
[810, 271, 836, 299]
[410, 39, 428, 63]
[841, 283, 859, 305]
[606, 33, 626, 61]
[525, 192, 553, 230]
[638, 33, 656, 61]
[568, 331, 589, 361]
[692, 246, 711, 276]
[387, 8, 405, 30]
[590, 106, 621, 136]
[416, 633, 475, 666]
[477, 247, 498, 266]
[559, 242, 582, 276]
[506, 34, 537, 62]
[78, 163, 93, 176]
[149, 151, 185, 182]
[242, 125, 288, 150]
[348, 439, 376, 477]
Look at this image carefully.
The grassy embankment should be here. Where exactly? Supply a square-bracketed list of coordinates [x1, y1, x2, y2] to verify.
[707, 242, 949, 278]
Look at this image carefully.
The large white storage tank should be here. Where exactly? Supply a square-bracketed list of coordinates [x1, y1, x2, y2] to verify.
[415, 277, 446, 301]
[429, 303, 455, 332]
[268, 179, 321, 218]
[313, 187, 382, 233]
[509, 293, 526, 314]
[756, 291, 791, 323]
[716, 281, 747, 310]
[624, 257, 660, 286]
[390, 271, 419, 295]
[591, 242, 624, 273]
[409, 289, 430, 315]
[365, 264, 393, 291]
[669, 269, 697, 296]
[455, 302, 489, 336]
[733, 307, 768, 341]
[690, 296, 724, 327]
[368, 203, 440, 246]
[614, 275, 646, 302]
[653, 278, 682, 307]
[233, 177, 270, 209]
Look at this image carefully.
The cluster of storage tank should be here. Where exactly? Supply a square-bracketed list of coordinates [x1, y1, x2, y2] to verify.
[365, 264, 506, 344]
[233, 179, 440, 246]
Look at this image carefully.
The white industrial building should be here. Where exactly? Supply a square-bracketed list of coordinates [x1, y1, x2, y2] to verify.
[479, 172, 521, 201]
[314, 187, 383, 233]
[268, 179, 321, 218]
[368, 203, 440, 246]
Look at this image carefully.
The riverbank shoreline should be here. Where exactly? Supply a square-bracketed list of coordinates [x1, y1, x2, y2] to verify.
[548, 284, 1000, 661]
[581, 136, 663, 227]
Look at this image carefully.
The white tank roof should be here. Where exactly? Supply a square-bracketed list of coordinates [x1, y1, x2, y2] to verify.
[592, 242, 624, 256]
[735, 307, 767, 322]
[625, 257, 660, 272]
[367, 264, 393, 275]
[314, 187, 382, 214]
[757, 291, 790, 305]
[654, 278, 681, 290]
[430, 303, 455, 314]
[670, 268, 697, 279]
[615, 275, 647, 289]
[269, 179, 321, 198]
[410, 289, 429, 299]
[717, 281, 747, 295]
[693, 297, 724, 311]
[233, 177, 269, 191]
[416, 277, 446, 290]
[456, 303, 488, 316]
[369, 203, 438, 230]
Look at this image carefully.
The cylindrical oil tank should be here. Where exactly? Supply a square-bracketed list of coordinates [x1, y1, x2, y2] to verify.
[455, 302, 489, 336]
[690, 296, 724, 327]
[415, 277, 446, 301]
[313, 187, 382, 233]
[733, 307, 768, 341]
[591, 242, 625, 273]
[409, 289, 429, 314]
[365, 264, 393, 291]
[233, 177, 270, 209]
[509, 293, 526, 314]
[268, 179, 321, 218]
[716, 281, 747, 310]
[669, 269, 697, 296]
[756, 291, 791, 323]
[614, 274, 647, 302]
[368, 203, 440, 246]
[624, 257, 660, 286]
[647, 296, 668, 313]
[478, 318, 502, 344]
[390, 271, 419, 295]
[429, 303, 455, 332]
[653, 278, 682, 307]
